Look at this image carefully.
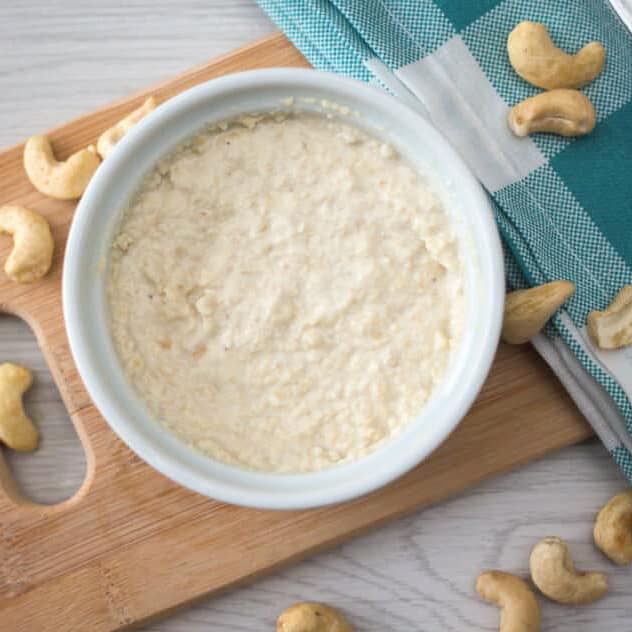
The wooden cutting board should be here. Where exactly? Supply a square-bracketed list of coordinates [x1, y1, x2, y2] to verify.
[0, 33, 592, 631]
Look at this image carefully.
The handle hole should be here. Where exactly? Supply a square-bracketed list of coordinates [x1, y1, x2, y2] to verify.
[1, 313, 86, 504]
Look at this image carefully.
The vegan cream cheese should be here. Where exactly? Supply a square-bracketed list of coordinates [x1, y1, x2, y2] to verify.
[107, 112, 465, 472]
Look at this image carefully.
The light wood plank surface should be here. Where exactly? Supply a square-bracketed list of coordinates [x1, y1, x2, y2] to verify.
[0, 2, 628, 630]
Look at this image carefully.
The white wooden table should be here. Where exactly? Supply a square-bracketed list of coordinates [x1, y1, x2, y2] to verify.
[0, 2, 629, 630]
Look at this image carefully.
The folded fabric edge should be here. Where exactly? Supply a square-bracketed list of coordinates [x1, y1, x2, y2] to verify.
[533, 332, 632, 482]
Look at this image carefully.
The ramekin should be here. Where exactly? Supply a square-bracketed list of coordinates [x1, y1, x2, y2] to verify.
[63, 68, 504, 509]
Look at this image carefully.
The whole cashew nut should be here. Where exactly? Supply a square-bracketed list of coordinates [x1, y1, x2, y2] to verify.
[476, 571, 540, 632]
[587, 285, 632, 349]
[507, 21, 605, 89]
[0, 206, 54, 283]
[508, 90, 596, 137]
[0, 363, 39, 452]
[594, 490, 632, 565]
[23, 135, 101, 200]
[502, 280, 575, 344]
[529, 536, 608, 604]
[277, 602, 352, 632]
[97, 96, 157, 159]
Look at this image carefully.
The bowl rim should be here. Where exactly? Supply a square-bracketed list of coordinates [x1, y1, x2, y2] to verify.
[63, 67, 504, 509]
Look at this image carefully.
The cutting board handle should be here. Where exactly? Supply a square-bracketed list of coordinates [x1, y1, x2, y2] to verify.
[0, 248, 106, 508]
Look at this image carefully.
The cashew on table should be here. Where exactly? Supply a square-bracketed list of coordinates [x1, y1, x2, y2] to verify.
[0, 205, 54, 283]
[594, 490, 632, 565]
[508, 90, 596, 138]
[529, 537, 608, 605]
[507, 21, 605, 89]
[0, 363, 39, 452]
[502, 280, 575, 344]
[277, 603, 352, 632]
[476, 571, 541, 632]
[24, 134, 101, 200]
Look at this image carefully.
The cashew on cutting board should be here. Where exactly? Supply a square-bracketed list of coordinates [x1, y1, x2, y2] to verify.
[97, 96, 157, 159]
[0, 363, 39, 452]
[23, 134, 101, 200]
[0, 205, 54, 283]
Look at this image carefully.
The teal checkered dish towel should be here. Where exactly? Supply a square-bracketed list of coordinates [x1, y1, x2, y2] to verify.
[257, 0, 632, 483]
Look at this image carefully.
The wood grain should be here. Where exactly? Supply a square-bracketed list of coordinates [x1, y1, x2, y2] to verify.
[0, 26, 602, 632]
[161, 444, 627, 632]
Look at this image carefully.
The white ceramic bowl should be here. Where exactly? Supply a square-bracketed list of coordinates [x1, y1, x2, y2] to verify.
[63, 68, 504, 510]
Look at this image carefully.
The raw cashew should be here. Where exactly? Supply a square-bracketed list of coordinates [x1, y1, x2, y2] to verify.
[507, 21, 605, 89]
[594, 490, 632, 565]
[277, 602, 352, 632]
[587, 285, 632, 349]
[529, 536, 607, 604]
[476, 571, 540, 632]
[0, 363, 39, 452]
[508, 90, 596, 137]
[0, 206, 54, 283]
[502, 280, 575, 344]
[23, 135, 101, 200]
[97, 96, 157, 159]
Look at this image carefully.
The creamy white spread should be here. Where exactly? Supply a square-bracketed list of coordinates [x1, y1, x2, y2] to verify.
[107, 112, 465, 472]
